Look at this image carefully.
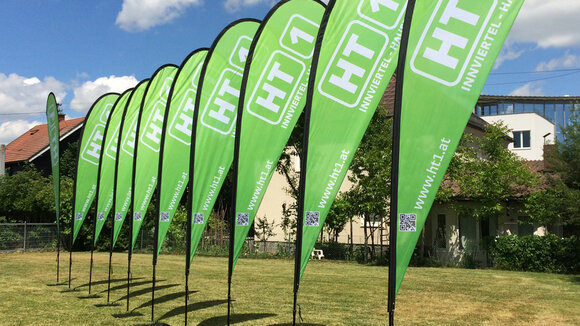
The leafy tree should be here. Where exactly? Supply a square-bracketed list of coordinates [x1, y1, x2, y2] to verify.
[526, 106, 580, 236]
[324, 195, 352, 242]
[547, 105, 580, 189]
[255, 215, 276, 251]
[342, 108, 393, 261]
[442, 122, 539, 220]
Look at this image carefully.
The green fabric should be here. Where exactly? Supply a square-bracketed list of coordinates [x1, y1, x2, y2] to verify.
[73, 93, 119, 243]
[395, 0, 524, 295]
[300, 0, 407, 279]
[46, 93, 60, 233]
[113, 80, 150, 247]
[94, 89, 133, 245]
[156, 49, 208, 256]
[189, 20, 260, 264]
[131, 65, 178, 250]
[233, 0, 325, 269]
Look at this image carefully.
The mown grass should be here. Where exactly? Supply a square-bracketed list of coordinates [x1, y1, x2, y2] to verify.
[0, 251, 578, 325]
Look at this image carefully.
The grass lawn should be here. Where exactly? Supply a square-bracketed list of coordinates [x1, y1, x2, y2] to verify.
[0, 251, 578, 325]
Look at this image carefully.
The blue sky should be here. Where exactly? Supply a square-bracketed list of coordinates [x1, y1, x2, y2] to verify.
[1, 0, 579, 144]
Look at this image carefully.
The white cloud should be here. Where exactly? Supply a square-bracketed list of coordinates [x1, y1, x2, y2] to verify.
[0, 120, 41, 145]
[508, 82, 545, 96]
[535, 52, 580, 71]
[509, 0, 580, 48]
[494, 42, 525, 69]
[223, 0, 275, 13]
[116, 0, 203, 32]
[0, 73, 67, 116]
[70, 75, 138, 112]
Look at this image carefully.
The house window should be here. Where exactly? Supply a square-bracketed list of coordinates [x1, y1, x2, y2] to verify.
[513, 130, 531, 148]
[435, 214, 446, 248]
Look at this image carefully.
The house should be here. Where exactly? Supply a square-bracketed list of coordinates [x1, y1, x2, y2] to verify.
[3, 114, 84, 175]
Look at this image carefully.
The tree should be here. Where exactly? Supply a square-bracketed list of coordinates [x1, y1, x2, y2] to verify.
[254, 215, 276, 251]
[525, 105, 580, 236]
[342, 108, 393, 261]
[324, 195, 352, 242]
[441, 121, 539, 221]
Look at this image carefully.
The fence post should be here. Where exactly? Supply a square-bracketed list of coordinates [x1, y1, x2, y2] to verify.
[23, 221, 27, 252]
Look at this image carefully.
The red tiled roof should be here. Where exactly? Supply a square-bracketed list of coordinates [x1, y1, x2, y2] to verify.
[5, 117, 85, 163]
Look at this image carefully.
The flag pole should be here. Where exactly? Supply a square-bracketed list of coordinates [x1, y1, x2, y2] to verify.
[68, 222, 73, 289]
[292, 98, 311, 326]
[127, 212, 133, 312]
[152, 194, 160, 324]
[388, 1, 416, 325]
[89, 212, 96, 294]
[107, 215, 114, 303]
[185, 193, 192, 326]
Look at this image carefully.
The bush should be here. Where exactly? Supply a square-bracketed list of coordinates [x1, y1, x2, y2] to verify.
[489, 234, 579, 273]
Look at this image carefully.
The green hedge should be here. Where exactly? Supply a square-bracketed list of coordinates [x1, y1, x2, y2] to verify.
[489, 234, 579, 274]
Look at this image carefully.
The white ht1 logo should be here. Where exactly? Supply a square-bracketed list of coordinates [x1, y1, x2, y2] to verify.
[168, 63, 204, 145]
[200, 69, 242, 135]
[410, 0, 497, 86]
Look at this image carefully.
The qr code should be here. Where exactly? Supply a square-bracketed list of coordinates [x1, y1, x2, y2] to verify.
[115, 213, 123, 221]
[237, 213, 249, 226]
[305, 211, 320, 227]
[160, 212, 170, 222]
[399, 213, 417, 232]
[97, 213, 105, 221]
[75, 213, 83, 221]
[134, 212, 142, 221]
[193, 213, 204, 225]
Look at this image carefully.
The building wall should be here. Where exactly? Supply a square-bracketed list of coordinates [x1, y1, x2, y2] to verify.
[481, 113, 555, 160]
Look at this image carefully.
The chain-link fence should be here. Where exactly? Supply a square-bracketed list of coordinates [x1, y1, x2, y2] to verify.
[0, 223, 58, 252]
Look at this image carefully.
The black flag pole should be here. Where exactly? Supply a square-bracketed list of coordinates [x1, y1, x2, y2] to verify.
[127, 213, 133, 312]
[68, 222, 73, 289]
[290, 1, 331, 322]
[292, 87, 314, 326]
[88, 212, 96, 294]
[292, 103, 310, 326]
[388, 1, 416, 325]
[185, 195, 192, 326]
[107, 216, 114, 303]
[152, 193, 160, 324]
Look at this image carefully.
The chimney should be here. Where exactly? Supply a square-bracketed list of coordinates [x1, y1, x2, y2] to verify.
[58, 113, 66, 122]
[0, 144, 5, 176]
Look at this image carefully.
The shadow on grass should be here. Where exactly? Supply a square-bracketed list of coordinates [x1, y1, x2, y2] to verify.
[94, 302, 122, 308]
[111, 311, 144, 318]
[78, 293, 102, 299]
[157, 299, 228, 321]
[134, 290, 198, 310]
[102, 279, 164, 293]
[198, 313, 276, 326]
[46, 281, 69, 287]
[115, 284, 179, 302]
[269, 323, 325, 326]
[75, 277, 142, 290]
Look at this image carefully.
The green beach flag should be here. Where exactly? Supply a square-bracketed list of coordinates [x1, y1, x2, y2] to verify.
[391, 0, 525, 302]
[72, 93, 120, 243]
[112, 80, 150, 246]
[46, 92, 61, 281]
[188, 19, 260, 263]
[131, 65, 178, 249]
[297, 0, 407, 279]
[156, 49, 208, 256]
[46, 93, 60, 230]
[231, 0, 325, 269]
[94, 89, 134, 245]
